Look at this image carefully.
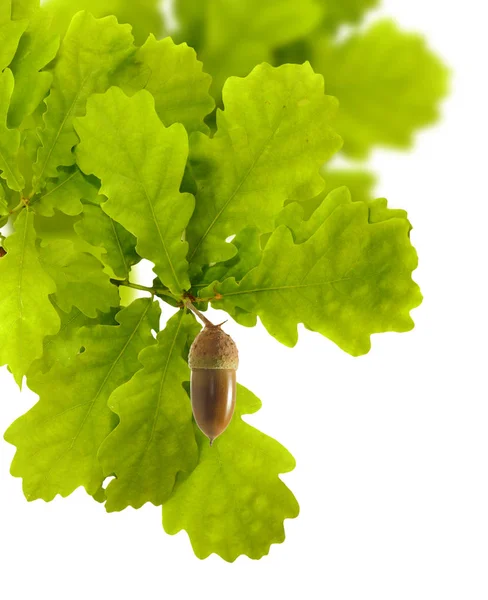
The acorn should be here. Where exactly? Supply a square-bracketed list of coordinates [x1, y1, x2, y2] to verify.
[187, 303, 238, 446]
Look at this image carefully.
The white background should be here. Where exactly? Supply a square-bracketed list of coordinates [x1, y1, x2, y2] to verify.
[1, 1, 487, 598]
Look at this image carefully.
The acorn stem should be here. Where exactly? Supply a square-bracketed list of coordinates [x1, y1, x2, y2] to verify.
[185, 301, 215, 328]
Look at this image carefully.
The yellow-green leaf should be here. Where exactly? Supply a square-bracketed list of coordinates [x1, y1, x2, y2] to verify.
[115, 35, 214, 134]
[75, 87, 194, 295]
[0, 69, 24, 191]
[0, 210, 60, 385]
[39, 239, 120, 318]
[321, 0, 379, 32]
[99, 310, 200, 512]
[315, 20, 450, 157]
[42, 0, 163, 45]
[33, 167, 99, 217]
[0, 11, 27, 71]
[186, 62, 342, 267]
[163, 384, 299, 562]
[8, 6, 60, 128]
[32, 11, 134, 193]
[201, 194, 422, 355]
[74, 203, 139, 280]
[5, 298, 161, 500]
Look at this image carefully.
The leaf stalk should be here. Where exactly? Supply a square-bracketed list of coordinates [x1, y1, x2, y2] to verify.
[110, 278, 176, 300]
[9, 197, 29, 216]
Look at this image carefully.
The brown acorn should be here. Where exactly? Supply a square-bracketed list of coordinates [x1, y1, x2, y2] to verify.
[0, 247, 6, 258]
[187, 304, 238, 446]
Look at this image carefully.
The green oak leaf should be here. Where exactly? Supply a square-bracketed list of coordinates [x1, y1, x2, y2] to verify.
[43, 0, 163, 45]
[204, 187, 387, 326]
[0, 185, 9, 227]
[176, 0, 323, 99]
[75, 87, 194, 295]
[186, 62, 343, 267]
[315, 20, 450, 157]
[31, 11, 134, 194]
[32, 211, 107, 270]
[28, 303, 117, 378]
[368, 198, 408, 225]
[194, 228, 261, 328]
[321, 0, 379, 32]
[5, 298, 161, 501]
[33, 167, 99, 217]
[8, 6, 60, 128]
[33, 211, 92, 246]
[115, 35, 214, 134]
[39, 239, 120, 318]
[0, 210, 60, 386]
[171, 0, 205, 52]
[0, 2, 7, 22]
[74, 203, 139, 280]
[11, 0, 39, 20]
[92, 485, 107, 503]
[200, 227, 263, 286]
[200, 195, 422, 354]
[0, 185, 8, 215]
[16, 114, 40, 178]
[32, 306, 88, 375]
[279, 187, 408, 243]
[0, 11, 27, 71]
[99, 310, 200, 513]
[163, 384, 299, 562]
[298, 168, 377, 219]
[0, 69, 24, 191]
[277, 186, 352, 243]
[322, 169, 376, 205]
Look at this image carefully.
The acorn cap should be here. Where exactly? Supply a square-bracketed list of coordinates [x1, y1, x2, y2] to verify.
[189, 325, 239, 370]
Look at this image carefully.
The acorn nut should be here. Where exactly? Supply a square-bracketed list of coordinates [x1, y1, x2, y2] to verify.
[188, 316, 239, 446]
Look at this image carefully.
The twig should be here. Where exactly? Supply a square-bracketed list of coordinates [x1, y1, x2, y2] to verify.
[9, 197, 29, 216]
[110, 278, 176, 301]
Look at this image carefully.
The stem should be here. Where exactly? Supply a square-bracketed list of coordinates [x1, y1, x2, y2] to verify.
[9, 197, 29, 216]
[154, 287, 178, 300]
[110, 278, 176, 301]
[185, 301, 215, 328]
[111, 278, 154, 295]
[109, 281, 223, 311]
